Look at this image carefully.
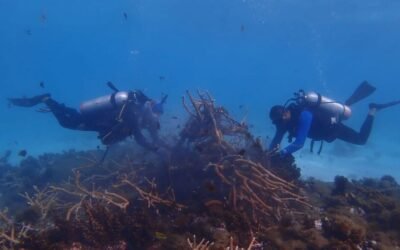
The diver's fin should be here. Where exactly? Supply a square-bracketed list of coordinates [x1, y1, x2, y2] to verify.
[8, 93, 50, 107]
[107, 81, 119, 92]
[345, 81, 376, 106]
[369, 100, 400, 111]
[160, 94, 168, 104]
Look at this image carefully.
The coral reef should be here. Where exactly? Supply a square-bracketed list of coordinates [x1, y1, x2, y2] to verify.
[0, 91, 399, 249]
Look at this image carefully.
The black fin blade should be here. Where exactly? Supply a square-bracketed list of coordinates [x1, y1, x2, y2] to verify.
[8, 94, 49, 107]
[160, 94, 168, 104]
[371, 100, 400, 111]
[107, 81, 119, 92]
[345, 80, 376, 106]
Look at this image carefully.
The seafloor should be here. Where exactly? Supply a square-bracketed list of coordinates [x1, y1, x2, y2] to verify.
[0, 92, 399, 250]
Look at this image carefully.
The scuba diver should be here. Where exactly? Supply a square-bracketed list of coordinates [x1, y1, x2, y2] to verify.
[8, 82, 168, 152]
[269, 81, 400, 156]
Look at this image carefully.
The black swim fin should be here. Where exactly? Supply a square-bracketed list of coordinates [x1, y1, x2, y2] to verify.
[107, 81, 119, 92]
[8, 93, 50, 107]
[345, 81, 376, 106]
[160, 94, 168, 104]
[369, 100, 400, 111]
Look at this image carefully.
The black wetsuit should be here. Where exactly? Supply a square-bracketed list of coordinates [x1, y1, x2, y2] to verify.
[43, 95, 158, 149]
[330, 115, 374, 145]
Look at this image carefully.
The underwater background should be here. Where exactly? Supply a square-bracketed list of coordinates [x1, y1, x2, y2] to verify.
[1, 0, 400, 181]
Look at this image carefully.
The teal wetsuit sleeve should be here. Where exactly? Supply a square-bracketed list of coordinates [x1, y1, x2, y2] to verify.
[282, 110, 313, 155]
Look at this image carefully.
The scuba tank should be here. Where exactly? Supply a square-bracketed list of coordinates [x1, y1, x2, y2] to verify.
[291, 90, 352, 122]
[79, 91, 131, 116]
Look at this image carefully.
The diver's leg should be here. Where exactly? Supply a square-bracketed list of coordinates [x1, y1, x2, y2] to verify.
[336, 114, 374, 145]
[43, 98, 86, 130]
[9, 94, 90, 130]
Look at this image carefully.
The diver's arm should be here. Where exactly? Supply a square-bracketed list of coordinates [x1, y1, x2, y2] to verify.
[148, 125, 169, 149]
[148, 123, 162, 146]
[281, 110, 313, 155]
[149, 126, 159, 142]
[130, 111, 157, 150]
[269, 127, 286, 151]
[132, 129, 158, 151]
[139, 100, 169, 149]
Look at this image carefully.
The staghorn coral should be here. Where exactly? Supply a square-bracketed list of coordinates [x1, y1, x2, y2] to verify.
[209, 155, 311, 227]
[187, 234, 256, 250]
[114, 175, 185, 210]
[20, 185, 58, 220]
[49, 169, 129, 221]
[187, 234, 214, 250]
[0, 208, 34, 248]
[178, 90, 257, 160]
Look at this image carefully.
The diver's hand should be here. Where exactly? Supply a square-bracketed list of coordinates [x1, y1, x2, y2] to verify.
[279, 148, 288, 158]
[266, 146, 280, 157]
[268, 148, 290, 163]
[266, 144, 280, 156]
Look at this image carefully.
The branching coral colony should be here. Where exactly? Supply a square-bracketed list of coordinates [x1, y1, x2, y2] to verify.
[0, 208, 33, 248]
[180, 90, 254, 154]
[179, 91, 311, 229]
[209, 157, 312, 225]
[187, 235, 257, 250]
[2, 91, 315, 249]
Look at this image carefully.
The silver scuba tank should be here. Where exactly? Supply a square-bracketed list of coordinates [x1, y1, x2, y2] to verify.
[79, 91, 130, 116]
[302, 91, 352, 121]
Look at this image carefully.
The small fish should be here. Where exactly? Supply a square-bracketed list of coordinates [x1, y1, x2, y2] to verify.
[154, 232, 167, 240]
[18, 150, 27, 157]
[130, 50, 140, 55]
[176, 125, 181, 129]
[171, 116, 178, 120]
[39, 81, 45, 88]
[239, 104, 244, 109]
[240, 24, 245, 32]
[25, 29, 32, 36]
[159, 76, 165, 81]
[40, 14, 47, 22]
[123, 12, 128, 20]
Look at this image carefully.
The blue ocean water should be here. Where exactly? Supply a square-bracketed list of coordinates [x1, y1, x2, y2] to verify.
[1, 0, 399, 181]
